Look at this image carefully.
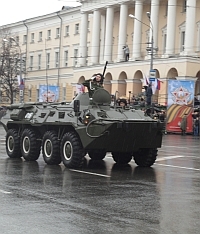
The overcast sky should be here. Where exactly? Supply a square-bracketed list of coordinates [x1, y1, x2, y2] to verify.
[0, 0, 81, 26]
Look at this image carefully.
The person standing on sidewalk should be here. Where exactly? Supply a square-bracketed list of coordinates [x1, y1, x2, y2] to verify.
[193, 116, 199, 136]
[180, 113, 187, 135]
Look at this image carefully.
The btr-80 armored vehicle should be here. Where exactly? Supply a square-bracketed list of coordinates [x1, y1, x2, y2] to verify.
[1, 88, 164, 168]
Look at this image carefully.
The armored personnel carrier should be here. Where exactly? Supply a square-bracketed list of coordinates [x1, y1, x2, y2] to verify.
[1, 88, 164, 168]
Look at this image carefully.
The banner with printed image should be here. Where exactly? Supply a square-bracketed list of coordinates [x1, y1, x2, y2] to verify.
[39, 85, 59, 102]
[166, 80, 195, 133]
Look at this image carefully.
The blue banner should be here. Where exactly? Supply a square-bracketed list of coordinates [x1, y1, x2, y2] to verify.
[39, 85, 59, 102]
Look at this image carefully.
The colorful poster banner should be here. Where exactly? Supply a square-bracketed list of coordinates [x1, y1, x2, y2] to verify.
[39, 85, 59, 102]
[166, 80, 195, 133]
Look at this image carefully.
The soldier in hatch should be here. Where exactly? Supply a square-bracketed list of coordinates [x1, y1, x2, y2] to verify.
[82, 73, 104, 98]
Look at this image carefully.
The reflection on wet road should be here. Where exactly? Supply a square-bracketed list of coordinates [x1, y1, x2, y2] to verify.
[0, 127, 200, 234]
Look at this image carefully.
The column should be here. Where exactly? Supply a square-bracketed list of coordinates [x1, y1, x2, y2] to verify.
[132, 0, 143, 59]
[91, 9, 101, 64]
[150, 0, 159, 52]
[165, 0, 177, 56]
[104, 6, 114, 62]
[117, 4, 128, 62]
[79, 12, 88, 67]
[100, 14, 106, 63]
[184, 0, 196, 55]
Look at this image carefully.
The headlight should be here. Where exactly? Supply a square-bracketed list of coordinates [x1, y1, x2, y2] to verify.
[83, 114, 91, 125]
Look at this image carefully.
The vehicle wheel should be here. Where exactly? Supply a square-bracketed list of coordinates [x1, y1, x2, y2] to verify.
[6, 129, 21, 158]
[88, 150, 106, 160]
[60, 131, 84, 168]
[112, 152, 132, 164]
[20, 128, 41, 161]
[133, 148, 158, 167]
[42, 131, 61, 165]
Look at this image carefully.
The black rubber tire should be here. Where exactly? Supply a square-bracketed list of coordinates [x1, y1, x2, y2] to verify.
[112, 152, 132, 164]
[20, 128, 41, 161]
[88, 150, 106, 160]
[133, 148, 158, 167]
[42, 131, 61, 165]
[6, 129, 22, 158]
[60, 131, 84, 168]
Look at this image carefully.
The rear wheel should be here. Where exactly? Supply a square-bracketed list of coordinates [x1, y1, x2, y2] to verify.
[88, 150, 106, 160]
[60, 131, 84, 168]
[6, 129, 21, 158]
[133, 148, 158, 167]
[20, 128, 41, 161]
[112, 152, 132, 164]
[42, 131, 61, 165]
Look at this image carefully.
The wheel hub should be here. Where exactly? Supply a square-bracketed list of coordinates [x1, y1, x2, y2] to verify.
[44, 139, 52, 157]
[8, 136, 14, 152]
[63, 141, 73, 161]
[23, 136, 30, 154]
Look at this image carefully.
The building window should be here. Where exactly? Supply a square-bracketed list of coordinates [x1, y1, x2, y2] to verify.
[38, 54, 41, 70]
[28, 89, 32, 101]
[88, 21, 90, 32]
[37, 88, 39, 102]
[46, 53, 50, 69]
[162, 27, 167, 54]
[63, 87, 66, 101]
[197, 23, 200, 52]
[183, 0, 187, 12]
[65, 25, 69, 36]
[31, 33, 34, 43]
[39, 31, 42, 41]
[56, 28, 60, 38]
[23, 35, 27, 44]
[74, 49, 78, 66]
[47, 30, 51, 40]
[163, 33, 167, 54]
[64, 50, 68, 67]
[180, 31, 185, 51]
[55, 52, 59, 68]
[30, 56, 33, 71]
[165, 2, 168, 16]
[75, 23, 79, 34]
[16, 36, 19, 44]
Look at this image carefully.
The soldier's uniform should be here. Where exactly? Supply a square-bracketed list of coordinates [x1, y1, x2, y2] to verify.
[82, 79, 104, 98]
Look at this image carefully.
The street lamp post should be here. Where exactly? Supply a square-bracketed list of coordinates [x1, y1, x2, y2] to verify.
[129, 13, 154, 71]
[146, 12, 154, 71]
[129, 13, 155, 107]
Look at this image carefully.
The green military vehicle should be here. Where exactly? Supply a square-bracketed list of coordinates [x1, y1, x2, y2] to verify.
[0, 88, 164, 168]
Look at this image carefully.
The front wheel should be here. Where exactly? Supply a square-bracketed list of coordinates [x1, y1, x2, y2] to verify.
[60, 132, 84, 168]
[133, 148, 158, 167]
[42, 131, 61, 165]
[112, 152, 132, 164]
[20, 128, 41, 161]
[6, 129, 21, 158]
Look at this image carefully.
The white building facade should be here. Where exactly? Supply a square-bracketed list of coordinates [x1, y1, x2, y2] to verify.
[0, 0, 200, 104]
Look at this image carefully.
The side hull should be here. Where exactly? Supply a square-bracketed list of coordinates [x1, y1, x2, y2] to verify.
[76, 121, 163, 152]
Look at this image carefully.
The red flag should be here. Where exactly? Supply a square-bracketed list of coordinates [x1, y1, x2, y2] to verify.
[157, 79, 161, 90]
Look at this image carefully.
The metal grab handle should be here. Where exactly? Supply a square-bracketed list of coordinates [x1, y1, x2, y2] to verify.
[89, 81, 95, 90]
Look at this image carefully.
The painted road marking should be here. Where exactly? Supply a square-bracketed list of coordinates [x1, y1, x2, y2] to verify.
[69, 169, 110, 178]
[156, 155, 185, 162]
[162, 146, 191, 149]
[0, 189, 12, 194]
[155, 163, 200, 171]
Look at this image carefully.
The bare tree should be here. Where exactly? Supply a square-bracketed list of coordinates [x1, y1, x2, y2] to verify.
[0, 36, 22, 104]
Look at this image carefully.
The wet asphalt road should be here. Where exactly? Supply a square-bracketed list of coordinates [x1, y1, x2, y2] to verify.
[0, 125, 200, 234]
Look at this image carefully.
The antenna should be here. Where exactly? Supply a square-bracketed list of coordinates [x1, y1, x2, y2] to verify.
[102, 61, 108, 77]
